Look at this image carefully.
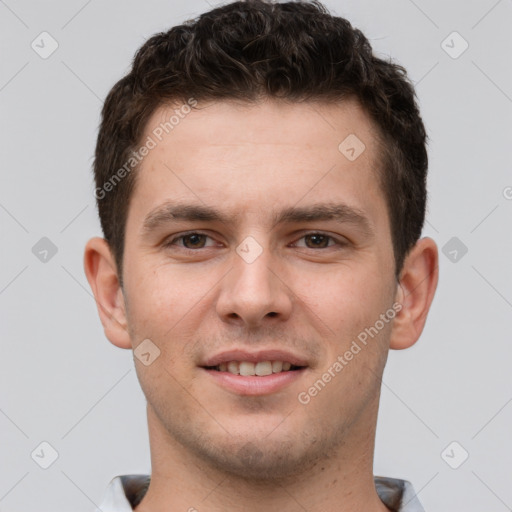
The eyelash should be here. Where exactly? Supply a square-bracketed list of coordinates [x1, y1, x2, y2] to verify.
[164, 231, 346, 251]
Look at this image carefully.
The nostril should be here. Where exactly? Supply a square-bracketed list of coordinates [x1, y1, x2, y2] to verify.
[267, 312, 278, 317]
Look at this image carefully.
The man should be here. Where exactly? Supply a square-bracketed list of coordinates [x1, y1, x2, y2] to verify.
[84, 1, 438, 510]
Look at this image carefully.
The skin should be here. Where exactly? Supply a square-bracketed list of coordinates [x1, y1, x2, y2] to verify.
[84, 98, 438, 512]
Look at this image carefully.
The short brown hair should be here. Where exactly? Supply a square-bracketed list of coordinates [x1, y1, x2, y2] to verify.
[93, 0, 428, 281]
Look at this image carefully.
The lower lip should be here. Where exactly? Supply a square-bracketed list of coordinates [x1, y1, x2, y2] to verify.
[202, 368, 307, 396]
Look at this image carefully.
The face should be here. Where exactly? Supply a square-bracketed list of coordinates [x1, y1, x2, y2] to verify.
[120, 98, 399, 479]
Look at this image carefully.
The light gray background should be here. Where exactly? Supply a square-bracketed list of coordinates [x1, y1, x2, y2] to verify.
[1, 0, 511, 510]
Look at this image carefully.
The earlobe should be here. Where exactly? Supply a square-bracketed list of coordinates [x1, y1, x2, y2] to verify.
[389, 237, 439, 350]
[83, 237, 132, 349]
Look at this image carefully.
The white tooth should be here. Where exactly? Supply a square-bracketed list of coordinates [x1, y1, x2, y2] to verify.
[227, 361, 239, 375]
[239, 361, 256, 376]
[255, 361, 273, 376]
[219, 362, 228, 372]
[272, 361, 283, 373]
[282, 362, 291, 371]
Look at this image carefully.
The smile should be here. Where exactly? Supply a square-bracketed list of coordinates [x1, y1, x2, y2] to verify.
[206, 360, 304, 376]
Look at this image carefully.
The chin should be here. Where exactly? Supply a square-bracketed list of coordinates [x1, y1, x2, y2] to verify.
[176, 423, 332, 482]
[205, 439, 316, 481]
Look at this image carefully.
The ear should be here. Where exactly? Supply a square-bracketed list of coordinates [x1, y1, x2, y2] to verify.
[389, 237, 439, 350]
[83, 237, 132, 349]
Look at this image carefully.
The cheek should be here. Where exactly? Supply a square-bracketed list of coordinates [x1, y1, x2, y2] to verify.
[123, 263, 222, 373]
[298, 264, 389, 331]
[125, 264, 204, 327]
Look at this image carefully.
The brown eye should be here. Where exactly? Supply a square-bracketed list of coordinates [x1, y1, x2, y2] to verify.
[165, 232, 214, 250]
[303, 234, 332, 248]
[181, 233, 208, 248]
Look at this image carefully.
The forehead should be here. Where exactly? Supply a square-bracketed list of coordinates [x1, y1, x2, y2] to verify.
[127, 98, 387, 231]
[144, 97, 380, 161]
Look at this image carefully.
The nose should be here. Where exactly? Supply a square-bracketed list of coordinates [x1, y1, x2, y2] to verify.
[215, 241, 293, 329]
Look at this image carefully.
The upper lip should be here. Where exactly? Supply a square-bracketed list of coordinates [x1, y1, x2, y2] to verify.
[201, 349, 309, 367]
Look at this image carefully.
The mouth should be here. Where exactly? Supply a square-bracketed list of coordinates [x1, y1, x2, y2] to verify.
[200, 350, 309, 395]
[203, 360, 305, 376]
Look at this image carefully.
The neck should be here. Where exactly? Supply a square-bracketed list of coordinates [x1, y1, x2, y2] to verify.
[134, 404, 391, 512]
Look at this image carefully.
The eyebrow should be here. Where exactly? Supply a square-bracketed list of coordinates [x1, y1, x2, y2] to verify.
[272, 203, 373, 235]
[142, 203, 237, 233]
[141, 201, 373, 236]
